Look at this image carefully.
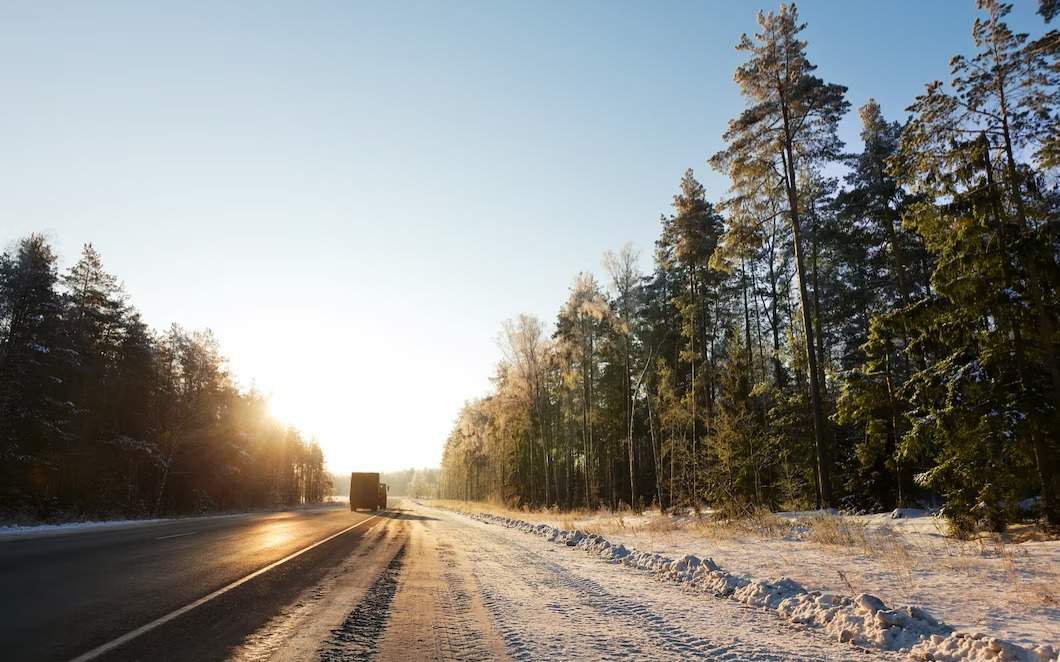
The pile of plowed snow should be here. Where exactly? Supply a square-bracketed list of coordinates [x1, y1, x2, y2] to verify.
[471, 512, 1058, 662]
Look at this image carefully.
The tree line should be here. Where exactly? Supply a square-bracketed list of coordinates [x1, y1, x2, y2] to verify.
[441, 1, 1060, 534]
[381, 468, 441, 498]
[328, 468, 440, 498]
[0, 237, 329, 521]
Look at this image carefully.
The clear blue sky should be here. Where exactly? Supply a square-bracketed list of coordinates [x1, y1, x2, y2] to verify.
[0, 1, 1045, 472]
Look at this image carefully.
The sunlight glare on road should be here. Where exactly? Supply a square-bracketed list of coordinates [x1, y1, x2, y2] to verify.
[253, 522, 297, 551]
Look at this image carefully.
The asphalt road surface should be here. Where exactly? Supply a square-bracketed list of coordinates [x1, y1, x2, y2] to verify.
[0, 504, 380, 662]
[1, 500, 893, 662]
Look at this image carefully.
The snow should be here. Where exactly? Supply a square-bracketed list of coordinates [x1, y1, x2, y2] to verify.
[545, 507, 1056, 649]
[425, 505, 897, 660]
[0, 503, 348, 540]
[233, 499, 887, 661]
[462, 508, 1059, 662]
[0, 517, 173, 539]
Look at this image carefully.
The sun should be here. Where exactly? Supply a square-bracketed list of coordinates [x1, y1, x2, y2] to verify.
[266, 387, 337, 443]
[264, 383, 358, 472]
[266, 390, 306, 430]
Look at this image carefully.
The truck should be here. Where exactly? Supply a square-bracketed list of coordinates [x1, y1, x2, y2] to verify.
[349, 472, 382, 511]
[377, 482, 388, 510]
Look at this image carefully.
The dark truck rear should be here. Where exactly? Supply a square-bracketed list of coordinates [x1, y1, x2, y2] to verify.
[349, 472, 381, 511]
[377, 483, 388, 510]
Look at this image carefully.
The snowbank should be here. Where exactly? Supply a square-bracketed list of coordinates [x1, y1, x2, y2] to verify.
[0, 503, 346, 540]
[470, 512, 1059, 662]
[0, 517, 172, 538]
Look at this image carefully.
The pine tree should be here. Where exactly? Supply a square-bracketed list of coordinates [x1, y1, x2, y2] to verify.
[1041, 0, 1059, 22]
[656, 170, 726, 507]
[833, 101, 932, 509]
[710, 4, 849, 507]
[59, 244, 135, 507]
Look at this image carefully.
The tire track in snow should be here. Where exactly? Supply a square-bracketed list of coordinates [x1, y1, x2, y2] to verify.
[472, 534, 739, 660]
[433, 541, 497, 660]
[317, 543, 406, 661]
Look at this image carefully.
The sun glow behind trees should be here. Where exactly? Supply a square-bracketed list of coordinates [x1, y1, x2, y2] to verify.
[237, 320, 480, 474]
[0, 240, 331, 518]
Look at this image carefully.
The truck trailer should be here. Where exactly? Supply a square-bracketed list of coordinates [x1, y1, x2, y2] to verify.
[349, 472, 382, 511]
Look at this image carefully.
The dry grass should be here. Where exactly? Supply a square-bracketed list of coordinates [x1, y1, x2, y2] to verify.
[687, 509, 793, 540]
[939, 532, 1060, 609]
[430, 499, 607, 531]
[795, 515, 917, 593]
[801, 514, 870, 547]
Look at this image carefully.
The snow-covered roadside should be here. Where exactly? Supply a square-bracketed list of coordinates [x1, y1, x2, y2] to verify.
[0, 517, 174, 539]
[458, 505, 1057, 651]
[467, 510, 1058, 662]
[423, 503, 898, 661]
[0, 502, 346, 540]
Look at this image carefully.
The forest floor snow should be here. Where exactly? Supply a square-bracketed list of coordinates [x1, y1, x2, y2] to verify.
[434, 501, 1058, 660]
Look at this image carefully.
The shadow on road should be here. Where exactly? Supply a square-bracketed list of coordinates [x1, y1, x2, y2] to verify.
[381, 510, 438, 522]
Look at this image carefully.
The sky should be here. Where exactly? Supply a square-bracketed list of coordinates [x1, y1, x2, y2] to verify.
[0, 1, 1047, 472]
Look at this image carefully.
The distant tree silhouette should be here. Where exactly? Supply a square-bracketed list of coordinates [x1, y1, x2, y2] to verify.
[0, 238, 328, 521]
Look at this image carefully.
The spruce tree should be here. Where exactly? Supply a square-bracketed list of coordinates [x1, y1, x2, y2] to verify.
[893, 0, 1060, 525]
[0, 236, 73, 514]
[710, 329, 763, 511]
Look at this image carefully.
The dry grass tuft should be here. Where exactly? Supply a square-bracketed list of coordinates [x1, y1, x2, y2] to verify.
[690, 510, 792, 541]
[802, 514, 869, 547]
[798, 514, 918, 591]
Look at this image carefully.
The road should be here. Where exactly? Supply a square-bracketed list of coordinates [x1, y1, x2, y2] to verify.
[0, 504, 382, 661]
[1, 500, 894, 661]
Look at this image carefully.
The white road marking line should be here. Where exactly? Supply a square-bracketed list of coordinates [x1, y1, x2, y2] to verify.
[68, 513, 384, 662]
[155, 531, 197, 540]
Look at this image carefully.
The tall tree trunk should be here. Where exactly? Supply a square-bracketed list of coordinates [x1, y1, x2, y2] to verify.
[766, 225, 786, 388]
[625, 336, 636, 510]
[582, 330, 591, 507]
[688, 269, 698, 509]
[811, 208, 828, 399]
[647, 390, 663, 510]
[749, 262, 769, 384]
[742, 260, 755, 382]
[154, 436, 175, 516]
[528, 431, 534, 507]
[588, 330, 596, 507]
[781, 142, 832, 508]
[628, 345, 654, 513]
